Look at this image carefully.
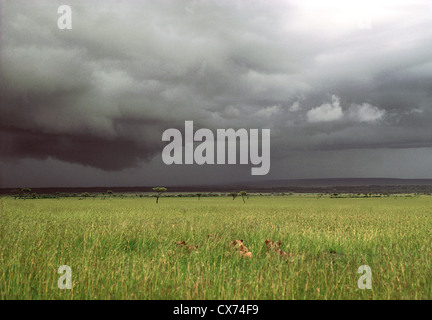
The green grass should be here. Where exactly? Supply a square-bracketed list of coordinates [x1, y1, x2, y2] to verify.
[1, 195, 431, 299]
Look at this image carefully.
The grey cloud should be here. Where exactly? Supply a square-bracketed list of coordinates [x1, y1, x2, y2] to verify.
[0, 0, 431, 186]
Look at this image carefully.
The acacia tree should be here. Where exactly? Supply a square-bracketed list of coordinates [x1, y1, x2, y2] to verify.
[153, 187, 167, 204]
[81, 192, 90, 200]
[21, 188, 31, 200]
[239, 191, 247, 203]
[107, 190, 114, 200]
[11, 189, 19, 200]
[229, 192, 238, 200]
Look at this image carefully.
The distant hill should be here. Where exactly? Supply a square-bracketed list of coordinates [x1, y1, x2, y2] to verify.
[1, 178, 432, 195]
[225, 178, 432, 193]
[234, 178, 432, 187]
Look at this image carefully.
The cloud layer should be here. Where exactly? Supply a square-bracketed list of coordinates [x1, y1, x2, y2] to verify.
[1, 0, 432, 186]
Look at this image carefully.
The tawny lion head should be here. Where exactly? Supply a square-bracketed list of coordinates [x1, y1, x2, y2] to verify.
[230, 239, 243, 247]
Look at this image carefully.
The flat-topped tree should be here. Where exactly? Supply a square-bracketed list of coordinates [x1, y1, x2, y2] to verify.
[81, 192, 90, 199]
[152, 187, 167, 204]
[107, 190, 113, 200]
[11, 189, 19, 200]
[21, 188, 31, 200]
[230, 192, 238, 201]
[240, 191, 247, 203]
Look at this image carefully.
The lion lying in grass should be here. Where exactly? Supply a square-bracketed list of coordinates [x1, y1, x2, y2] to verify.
[265, 239, 292, 257]
[229, 239, 252, 258]
[176, 240, 198, 252]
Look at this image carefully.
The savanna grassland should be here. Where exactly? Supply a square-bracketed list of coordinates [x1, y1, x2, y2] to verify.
[1, 194, 431, 300]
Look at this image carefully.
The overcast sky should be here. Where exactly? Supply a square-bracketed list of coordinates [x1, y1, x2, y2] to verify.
[1, 0, 432, 188]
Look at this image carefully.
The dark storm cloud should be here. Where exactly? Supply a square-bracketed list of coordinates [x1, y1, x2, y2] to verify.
[0, 0, 431, 183]
[0, 126, 163, 170]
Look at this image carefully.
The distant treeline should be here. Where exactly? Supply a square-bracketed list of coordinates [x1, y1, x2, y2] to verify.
[2, 189, 430, 200]
[2, 182, 432, 196]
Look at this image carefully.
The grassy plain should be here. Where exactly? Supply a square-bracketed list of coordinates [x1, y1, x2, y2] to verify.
[0, 194, 431, 299]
